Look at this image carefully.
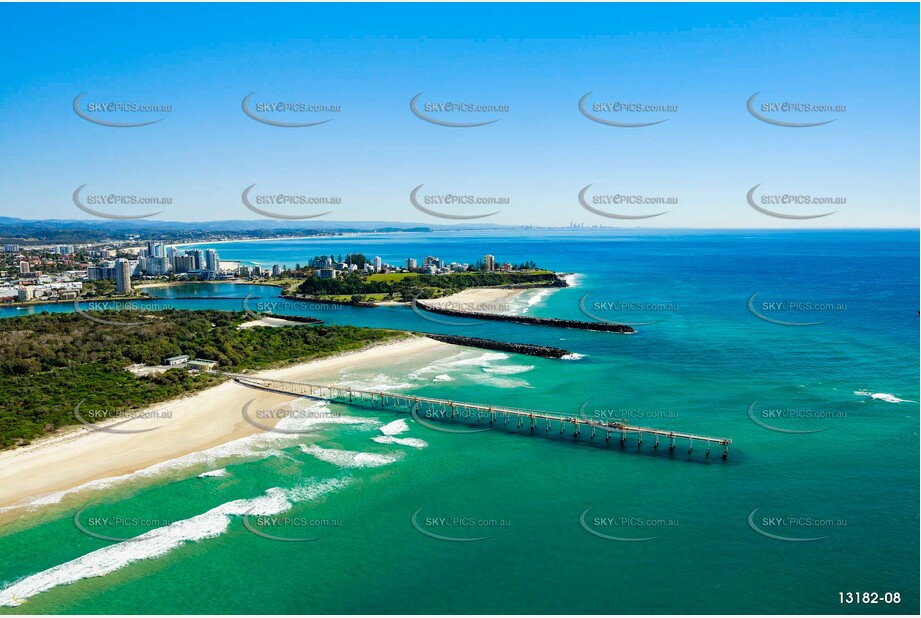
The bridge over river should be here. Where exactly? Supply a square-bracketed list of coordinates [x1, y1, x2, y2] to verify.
[227, 374, 732, 461]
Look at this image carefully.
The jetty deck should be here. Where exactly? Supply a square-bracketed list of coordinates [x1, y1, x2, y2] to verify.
[228, 374, 732, 460]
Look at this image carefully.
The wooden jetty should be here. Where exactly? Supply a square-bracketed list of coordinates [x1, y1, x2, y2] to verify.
[228, 374, 732, 460]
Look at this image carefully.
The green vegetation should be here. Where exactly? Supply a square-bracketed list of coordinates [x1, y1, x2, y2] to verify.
[298, 270, 558, 302]
[0, 310, 404, 449]
[251, 277, 302, 294]
[324, 293, 389, 302]
[80, 279, 117, 296]
[366, 272, 417, 282]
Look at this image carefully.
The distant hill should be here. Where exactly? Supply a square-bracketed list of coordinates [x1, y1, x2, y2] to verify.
[0, 217, 506, 244]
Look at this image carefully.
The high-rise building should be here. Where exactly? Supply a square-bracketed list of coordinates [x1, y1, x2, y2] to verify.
[272, 264, 282, 276]
[146, 256, 171, 276]
[189, 250, 206, 270]
[483, 254, 495, 271]
[115, 258, 132, 294]
[406, 258, 417, 270]
[147, 241, 165, 258]
[373, 256, 382, 272]
[87, 265, 115, 281]
[205, 249, 220, 272]
[423, 256, 439, 267]
[4, 244, 20, 253]
[172, 255, 196, 273]
[19, 261, 29, 275]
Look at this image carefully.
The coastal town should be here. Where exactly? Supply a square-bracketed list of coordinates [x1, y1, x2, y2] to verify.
[0, 239, 535, 307]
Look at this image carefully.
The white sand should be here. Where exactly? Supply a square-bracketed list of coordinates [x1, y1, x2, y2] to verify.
[0, 337, 448, 510]
[420, 287, 527, 314]
[238, 316, 303, 329]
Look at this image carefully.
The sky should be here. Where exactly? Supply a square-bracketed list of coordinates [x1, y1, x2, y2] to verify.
[0, 2, 917, 228]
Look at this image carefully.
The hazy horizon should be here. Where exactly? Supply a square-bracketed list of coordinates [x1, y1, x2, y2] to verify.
[4, 213, 920, 233]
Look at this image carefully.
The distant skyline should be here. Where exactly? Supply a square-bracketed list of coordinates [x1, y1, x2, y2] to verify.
[0, 3, 918, 228]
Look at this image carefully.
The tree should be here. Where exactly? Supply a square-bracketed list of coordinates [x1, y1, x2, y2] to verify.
[346, 254, 368, 268]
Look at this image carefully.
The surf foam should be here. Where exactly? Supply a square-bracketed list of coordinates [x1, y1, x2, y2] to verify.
[854, 390, 916, 404]
[4, 401, 369, 513]
[372, 436, 428, 449]
[379, 419, 409, 436]
[408, 351, 531, 388]
[197, 469, 228, 478]
[299, 444, 404, 468]
[372, 419, 427, 449]
[0, 479, 347, 607]
[482, 364, 534, 375]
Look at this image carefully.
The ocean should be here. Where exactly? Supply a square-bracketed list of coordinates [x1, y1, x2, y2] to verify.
[0, 229, 917, 614]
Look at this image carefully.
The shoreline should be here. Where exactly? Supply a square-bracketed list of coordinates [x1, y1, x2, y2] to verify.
[419, 287, 530, 313]
[0, 336, 451, 512]
[2, 293, 143, 310]
[288, 285, 557, 310]
[238, 316, 306, 329]
[171, 233, 341, 249]
[0, 282, 570, 510]
[136, 279, 253, 290]
[169, 230, 405, 251]
[7, 273, 566, 311]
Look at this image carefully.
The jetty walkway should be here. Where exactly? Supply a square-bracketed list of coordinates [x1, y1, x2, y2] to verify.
[227, 374, 732, 460]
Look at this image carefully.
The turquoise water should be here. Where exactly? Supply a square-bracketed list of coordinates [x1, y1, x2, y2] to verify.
[0, 230, 917, 614]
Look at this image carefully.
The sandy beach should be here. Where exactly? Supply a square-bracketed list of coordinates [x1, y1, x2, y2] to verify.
[420, 287, 528, 314]
[0, 336, 450, 511]
[135, 279, 247, 289]
[238, 316, 304, 328]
